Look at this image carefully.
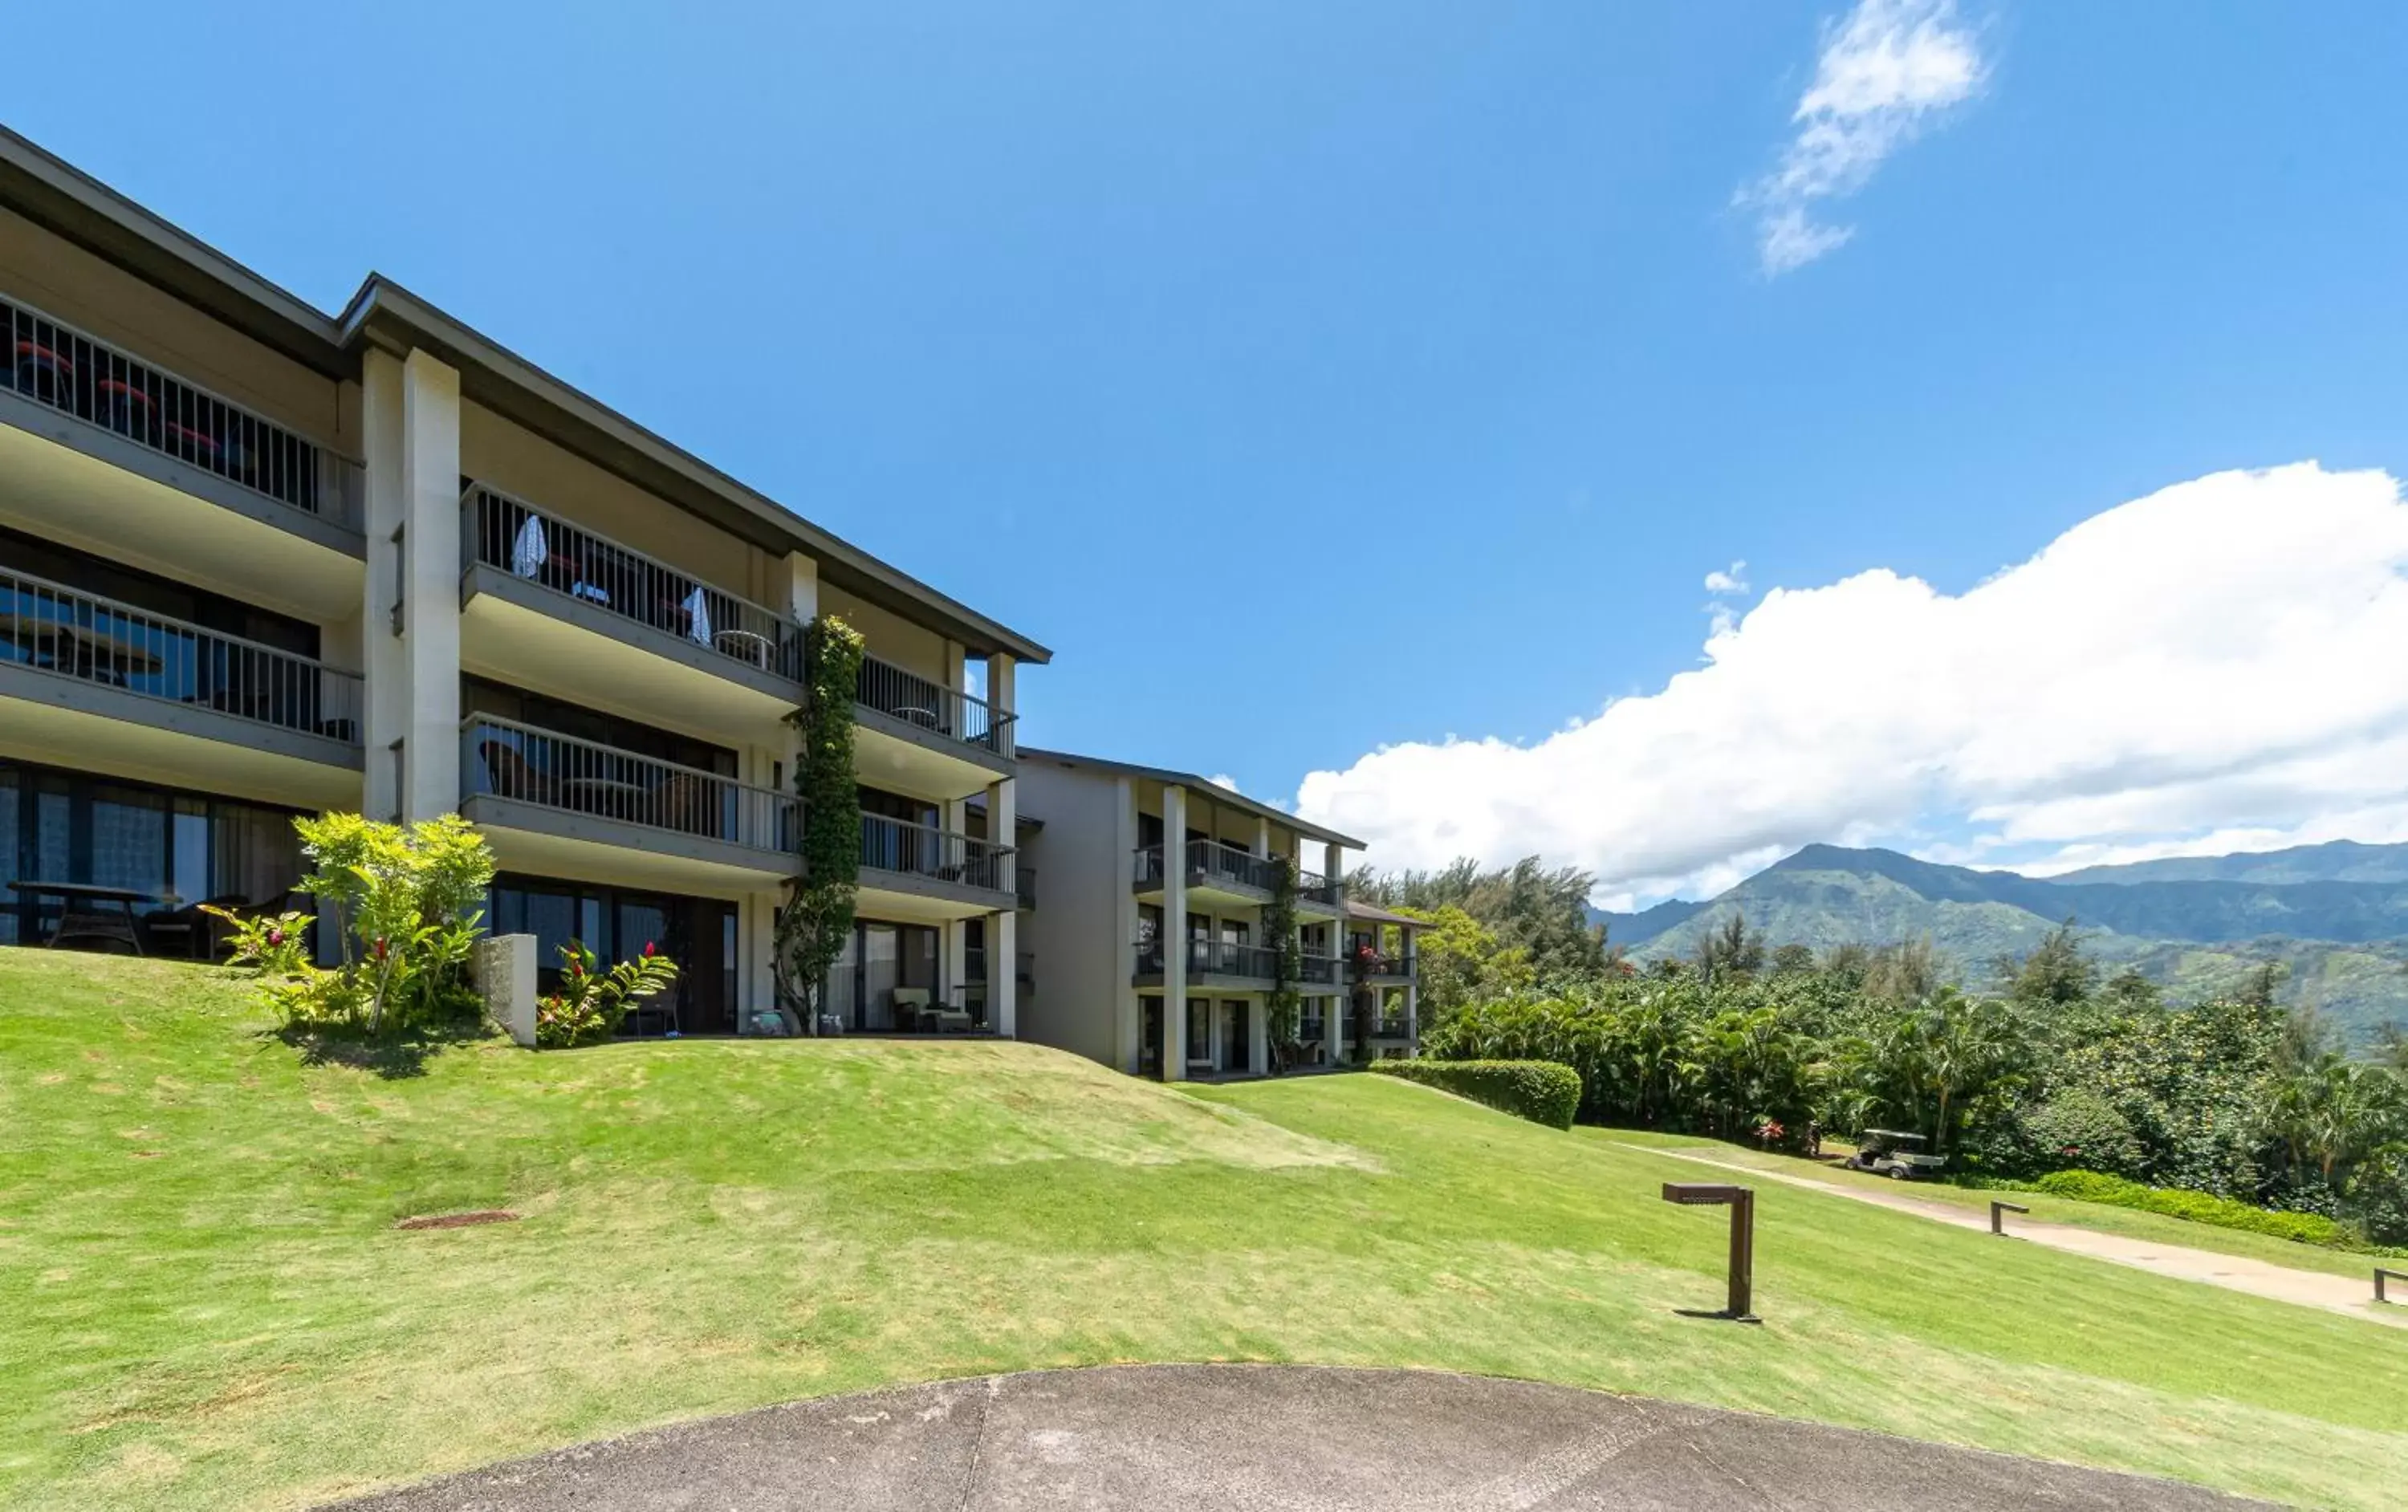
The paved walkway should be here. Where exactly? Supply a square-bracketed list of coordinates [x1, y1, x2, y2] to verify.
[1626, 1144, 2406, 1328]
[331, 1364, 2260, 1510]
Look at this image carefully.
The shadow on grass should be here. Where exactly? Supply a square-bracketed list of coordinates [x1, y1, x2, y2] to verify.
[269, 1018, 496, 1079]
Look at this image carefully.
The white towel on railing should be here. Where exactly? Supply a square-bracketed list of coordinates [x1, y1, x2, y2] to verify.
[684, 586, 712, 645]
[510, 516, 548, 578]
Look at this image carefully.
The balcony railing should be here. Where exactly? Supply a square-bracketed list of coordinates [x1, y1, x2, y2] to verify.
[1015, 864, 1036, 909]
[1352, 951, 1417, 981]
[0, 564, 362, 742]
[1296, 869, 1341, 907]
[3, 294, 362, 528]
[462, 483, 803, 679]
[855, 652, 1015, 758]
[460, 714, 797, 854]
[1133, 937, 1279, 980]
[859, 812, 1012, 893]
[1131, 839, 1283, 893]
[1296, 953, 1341, 986]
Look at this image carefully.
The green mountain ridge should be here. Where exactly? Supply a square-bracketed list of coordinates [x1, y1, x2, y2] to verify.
[1594, 841, 2408, 1041]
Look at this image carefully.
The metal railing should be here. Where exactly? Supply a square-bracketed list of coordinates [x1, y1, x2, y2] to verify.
[1133, 937, 1280, 980]
[460, 714, 798, 853]
[0, 564, 363, 742]
[1131, 839, 1283, 893]
[1352, 952, 1417, 981]
[3, 293, 362, 527]
[1296, 869, 1341, 907]
[1015, 864, 1036, 909]
[1296, 953, 1341, 986]
[854, 652, 1015, 758]
[858, 812, 1013, 892]
[462, 483, 803, 677]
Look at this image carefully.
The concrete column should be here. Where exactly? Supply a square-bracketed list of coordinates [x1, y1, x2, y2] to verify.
[1113, 775, 1141, 1072]
[399, 350, 462, 821]
[941, 917, 966, 1007]
[986, 652, 1017, 755]
[784, 551, 820, 623]
[988, 775, 1017, 1034]
[990, 906, 1017, 1037]
[1324, 839, 1344, 896]
[360, 351, 407, 822]
[739, 890, 781, 1029]
[1161, 782, 1188, 1081]
[1248, 998, 1269, 1076]
[1324, 986, 1343, 1067]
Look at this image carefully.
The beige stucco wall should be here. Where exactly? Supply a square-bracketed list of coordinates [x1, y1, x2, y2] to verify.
[817, 582, 949, 685]
[0, 207, 348, 449]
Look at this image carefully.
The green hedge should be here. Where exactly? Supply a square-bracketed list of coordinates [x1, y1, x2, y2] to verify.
[2034, 1169, 2353, 1248]
[1369, 1059, 1581, 1130]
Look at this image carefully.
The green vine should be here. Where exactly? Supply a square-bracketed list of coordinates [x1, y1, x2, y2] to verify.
[1265, 856, 1303, 1073]
[774, 615, 865, 1034]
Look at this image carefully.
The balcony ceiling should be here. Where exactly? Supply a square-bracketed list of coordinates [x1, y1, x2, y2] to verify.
[459, 591, 794, 748]
[0, 417, 362, 622]
[0, 685, 362, 811]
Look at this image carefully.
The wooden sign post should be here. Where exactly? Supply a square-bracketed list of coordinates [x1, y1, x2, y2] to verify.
[1661, 1182, 1760, 1323]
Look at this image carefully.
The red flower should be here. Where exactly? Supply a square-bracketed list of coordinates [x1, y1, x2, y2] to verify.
[266, 928, 285, 948]
[372, 936, 389, 961]
[643, 941, 657, 957]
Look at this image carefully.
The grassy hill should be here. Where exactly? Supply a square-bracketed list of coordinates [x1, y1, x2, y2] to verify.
[3, 949, 2406, 1510]
[1600, 844, 2408, 1038]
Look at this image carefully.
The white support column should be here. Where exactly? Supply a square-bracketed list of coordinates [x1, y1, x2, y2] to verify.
[1324, 987, 1344, 1067]
[1114, 775, 1141, 1072]
[1249, 998, 1269, 1076]
[360, 351, 407, 823]
[398, 350, 462, 822]
[988, 775, 1018, 1035]
[1324, 839, 1344, 896]
[1161, 782, 1188, 1081]
[986, 652, 1017, 756]
[941, 795, 970, 1007]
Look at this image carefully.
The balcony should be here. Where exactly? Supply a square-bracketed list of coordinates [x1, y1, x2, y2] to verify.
[1296, 868, 1343, 913]
[0, 294, 364, 620]
[1132, 839, 1283, 904]
[1296, 953, 1341, 986]
[459, 483, 803, 735]
[851, 652, 1017, 799]
[459, 714, 800, 892]
[1352, 951, 1417, 982]
[1015, 864, 1036, 910]
[1133, 937, 1280, 986]
[856, 812, 1016, 919]
[0, 563, 363, 807]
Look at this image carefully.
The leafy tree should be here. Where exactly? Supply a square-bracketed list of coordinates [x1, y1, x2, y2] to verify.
[1391, 904, 1531, 1031]
[774, 616, 864, 1034]
[1999, 919, 2098, 1009]
[1353, 856, 1606, 981]
[1694, 912, 1765, 987]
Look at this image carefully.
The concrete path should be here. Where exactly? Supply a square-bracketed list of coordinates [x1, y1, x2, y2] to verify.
[1626, 1144, 2406, 1329]
[330, 1364, 2260, 1510]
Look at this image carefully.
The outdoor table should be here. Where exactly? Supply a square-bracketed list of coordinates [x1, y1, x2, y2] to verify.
[895, 705, 942, 729]
[8, 880, 181, 955]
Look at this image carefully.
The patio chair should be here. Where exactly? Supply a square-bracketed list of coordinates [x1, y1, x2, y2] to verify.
[144, 892, 246, 959]
[479, 740, 553, 804]
[655, 772, 714, 837]
[621, 977, 681, 1038]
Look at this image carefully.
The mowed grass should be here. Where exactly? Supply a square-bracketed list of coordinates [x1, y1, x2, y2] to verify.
[0, 950, 2402, 1511]
[1603, 1127, 2401, 1281]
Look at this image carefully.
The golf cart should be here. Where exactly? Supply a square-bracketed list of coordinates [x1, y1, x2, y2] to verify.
[1845, 1129, 1948, 1180]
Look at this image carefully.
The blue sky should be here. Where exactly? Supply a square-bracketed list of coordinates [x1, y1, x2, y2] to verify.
[14, 2, 2408, 901]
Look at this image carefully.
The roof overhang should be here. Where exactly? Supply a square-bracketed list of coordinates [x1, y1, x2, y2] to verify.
[1018, 746, 1364, 849]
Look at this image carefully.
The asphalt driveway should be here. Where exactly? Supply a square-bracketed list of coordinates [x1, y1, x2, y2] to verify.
[330, 1364, 2263, 1510]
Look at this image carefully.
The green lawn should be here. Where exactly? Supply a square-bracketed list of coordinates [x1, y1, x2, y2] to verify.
[1600, 1128, 2398, 1282]
[2, 950, 2404, 1511]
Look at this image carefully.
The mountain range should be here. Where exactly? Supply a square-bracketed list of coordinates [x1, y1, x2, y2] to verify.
[1593, 840, 2408, 1041]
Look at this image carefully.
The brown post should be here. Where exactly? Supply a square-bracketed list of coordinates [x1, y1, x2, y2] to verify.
[1991, 1200, 2029, 1237]
[2378, 1267, 2406, 1305]
[1662, 1182, 1761, 1323]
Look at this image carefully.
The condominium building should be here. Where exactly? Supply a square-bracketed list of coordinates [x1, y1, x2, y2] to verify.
[0, 129, 1044, 1034]
[1014, 750, 1420, 1079]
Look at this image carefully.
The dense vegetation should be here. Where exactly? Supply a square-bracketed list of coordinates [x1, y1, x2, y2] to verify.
[1356, 859, 2408, 1247]
[1369, 1058, 1582, 1128]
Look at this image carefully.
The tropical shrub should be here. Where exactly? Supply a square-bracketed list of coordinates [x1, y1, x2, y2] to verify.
[535, 940, 680, 1049]
[1371, 1058, 1581, 1130]
[285, 813, 497, 1035]
[2034, 1169, 2355, 1248]
[201, 905, 315, 978]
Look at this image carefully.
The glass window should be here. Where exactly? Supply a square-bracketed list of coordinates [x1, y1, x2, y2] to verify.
[90, 785, 167, 904]
[0, 766, 16, 945]
[171, 799, 209, 907]
[525, 891, 576, 964]
[616, 900, 669, 965]
[824, 926, 860, 1029]
[1186, 998, 1211, 1063]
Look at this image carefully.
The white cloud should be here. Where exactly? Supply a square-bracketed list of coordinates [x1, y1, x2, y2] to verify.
[1742, 0, 1987, 274]
[1703, 560, 1751, 595]
[1206, 773, 1242, 793]
[1293, 463, 2408, 904]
